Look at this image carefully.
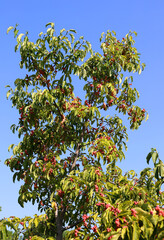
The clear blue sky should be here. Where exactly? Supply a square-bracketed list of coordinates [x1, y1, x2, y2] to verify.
[0, 0, 164, 219]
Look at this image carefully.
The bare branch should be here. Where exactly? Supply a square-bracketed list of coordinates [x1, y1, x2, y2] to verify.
[71, 142, 81, 170]
[63, 219, 83, 231]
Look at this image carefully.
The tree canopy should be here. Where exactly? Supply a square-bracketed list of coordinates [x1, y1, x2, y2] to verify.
[1, 23, 163, 240]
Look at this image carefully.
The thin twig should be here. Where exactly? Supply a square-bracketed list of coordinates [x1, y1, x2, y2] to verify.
[63, 219, 83, 231]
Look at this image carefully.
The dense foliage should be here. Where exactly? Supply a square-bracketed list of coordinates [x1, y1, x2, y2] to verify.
[1, 23, 164, 239]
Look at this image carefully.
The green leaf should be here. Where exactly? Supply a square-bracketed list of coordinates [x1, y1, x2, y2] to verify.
[39, 32, 43, 37]
[34, 218, 39, 228]
[93, 212, 98, 221]
[100, 32, 104, 42]
[18, 196, 24, 208]
[154, 166, 159, 180]
[15, 43, 19, 52]
[132, 221, 140, 240]
[152, 152, 158, 163]
[69, 29, 76, 33]
[60, 28, 66, 34]
[13, 172, 17, 183]
[14, 29, 19, 38]
[133, 31, 137, 36]
[45, 22, 55, 28]
[7, 26, 14, 34]
[8, 143, 15, 152]
[31, 235, 45, 239]
[160, 163, 164, 177]
[142, 216, 153, 239]
[109, 232, 120, 240]
[112, 30, 116, 35]
[135, 207, 158, 226]
[138, 68, 142, 75]
[82, 69, 87, 79]
[69, 33, 75, 43]
[17, 33, 24, 42]
[50, 192, 55, 202]
[146, 152, 152, 164]
[157, 230, 164, 239]
[121, 226, 128, 238]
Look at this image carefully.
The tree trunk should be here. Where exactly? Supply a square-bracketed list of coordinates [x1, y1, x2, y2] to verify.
[55, 207, 63, 240]
[56, 223, 63, 240]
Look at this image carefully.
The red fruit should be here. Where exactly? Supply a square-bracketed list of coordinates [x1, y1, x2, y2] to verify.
[123, 217, 128, 223]
[39, 69, 45, 75]
[131, 208, 137, 217]
[100, 193, 105, 197]
[30, 130, 34, 136]
[115, 218, 121, 228]
[91, 225, 98, 233]
[155, 205, 160, 212]
[95, 185, 99, 192]
[36, 74, 41, 79]
[95, 169, 101, 176]
[84, 221, 87, 227]
[74, 229, 79, 237]
[44, 156, 48, 162]
[107, 228, 111, 232]
[49, 168, 53, 175]
[108, 236, 113, 240]
[103, 102, 106, 109]
[58, 190, 64, 197]
[25, 150, 28, 155]
[105, 204, 111, 209]
[82, 214, 89, 221]
[96, 202, 102, 206]
[150, 210, 153, 215]
[97, 84, 102, 89]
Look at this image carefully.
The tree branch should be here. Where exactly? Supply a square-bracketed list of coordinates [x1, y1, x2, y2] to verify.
[71, 142, 81, 170]
[55, 204, 63, 240]
[71, 121, 86, 170]
[63, 219, 83, 231]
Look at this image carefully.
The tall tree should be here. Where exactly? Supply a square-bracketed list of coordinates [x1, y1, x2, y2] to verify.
[4, 23, 164, 239]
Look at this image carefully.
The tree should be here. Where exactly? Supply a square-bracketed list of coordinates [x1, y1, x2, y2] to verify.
[0, 207, 21, 240]
[2, 23, 164, 239]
